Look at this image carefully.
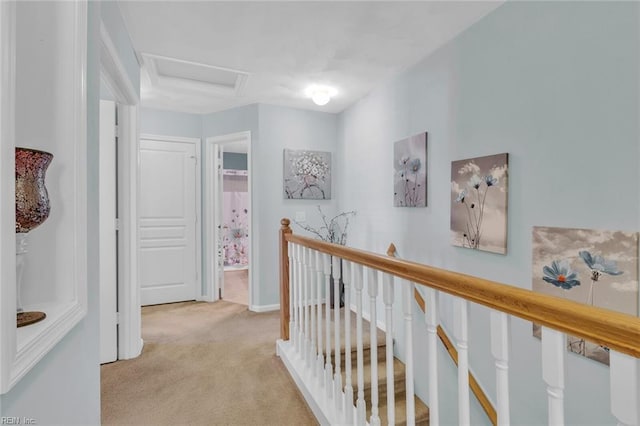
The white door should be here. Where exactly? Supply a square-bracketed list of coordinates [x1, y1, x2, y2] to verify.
[99, 100, 118, 364]
[139, 137, 199, 306]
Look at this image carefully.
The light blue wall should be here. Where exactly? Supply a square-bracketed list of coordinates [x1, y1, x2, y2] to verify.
[338, 2, 638, 424]
[201, 104, 340, 308]
[0, 3, 103, 422]
[223, 152, 247, 171]
[256, 104, 339, 306]
[1, 2, 140, 422]
[140, 107, 202, 139]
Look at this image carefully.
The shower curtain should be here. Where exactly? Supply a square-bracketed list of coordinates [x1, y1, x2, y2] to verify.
[222, 173, 249, 267]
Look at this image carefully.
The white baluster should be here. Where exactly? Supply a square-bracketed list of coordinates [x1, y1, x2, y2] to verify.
[490, 311, 510, 426]
[383, 273, 395, 426]
[368, 269, 381, 426]
[297, 244, 304, 355]
[354, 264, 366, 425]
[343, 261, 354, 424]
[316, 250, 324, 384]
[309, 248, 317, 378]
[425, 287, 439, 426]
[453, 298, 470, 426]
[288, 242, 295, 349]
[323, 253, 333, 400]
[610, 351, 640, 426]
[541, 327, 565, 426]
[333, 256, 343, 415]
[291, 243, 299, 353]
[403, 281, 415, 426]
[303, 247, 309, 367]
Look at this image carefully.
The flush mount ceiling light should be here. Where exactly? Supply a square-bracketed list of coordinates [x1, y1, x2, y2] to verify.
[305, 85, 337, 106]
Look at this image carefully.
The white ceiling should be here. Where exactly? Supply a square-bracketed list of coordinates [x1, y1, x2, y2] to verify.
[118, 1, 502, 115]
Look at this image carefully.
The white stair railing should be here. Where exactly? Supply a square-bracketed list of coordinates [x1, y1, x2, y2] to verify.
[277, 219, 640, 426]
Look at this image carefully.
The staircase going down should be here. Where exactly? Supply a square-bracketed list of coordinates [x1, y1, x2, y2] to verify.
[326, 307, 430, 425]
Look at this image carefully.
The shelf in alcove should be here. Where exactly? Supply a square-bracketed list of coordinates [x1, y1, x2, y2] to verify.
[16, 301, 79, 352]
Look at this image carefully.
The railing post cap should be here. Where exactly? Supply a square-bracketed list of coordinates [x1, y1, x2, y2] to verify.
[281, 218, 291, 227]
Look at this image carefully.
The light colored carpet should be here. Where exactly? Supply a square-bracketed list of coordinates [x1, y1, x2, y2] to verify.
[101, 301, 318, 426]
[224, 270, 248, 306]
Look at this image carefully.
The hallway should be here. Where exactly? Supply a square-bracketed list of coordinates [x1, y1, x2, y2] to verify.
[101, 301, 316, 425]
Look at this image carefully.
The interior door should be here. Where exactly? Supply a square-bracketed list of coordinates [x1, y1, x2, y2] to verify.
[99, 100, 118, 364]
[139, 137, 198, 306]
[214, 144, 224, 299]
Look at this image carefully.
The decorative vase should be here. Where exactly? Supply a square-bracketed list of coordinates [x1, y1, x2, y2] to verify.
[15, 147, 53, 327]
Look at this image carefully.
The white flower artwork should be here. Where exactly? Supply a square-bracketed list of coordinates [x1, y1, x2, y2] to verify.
[283, 149, 332, 199]
[450, 153, 509, 254]
[393, 132, 428, 207]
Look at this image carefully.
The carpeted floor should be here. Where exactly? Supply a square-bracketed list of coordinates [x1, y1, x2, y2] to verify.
[223, 269, 248, 306]
[101, 301, 318, 425]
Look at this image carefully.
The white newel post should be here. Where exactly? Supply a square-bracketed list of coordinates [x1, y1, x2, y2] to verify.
[323, 253, 333, 401]
[354, 263, 366, 425]
[425, 287, 439, 426]
[453, 298, 470, 426]
[333, 256, 343, 415]
[343, 260, 354, 424]
[368, 268, 381, 426]
[610, 351, 640, 426]
[541, 327, 565, 426]
[403, 281, 415, 426]
[490, 311, 511, 426]
[383, 273, 395, 425]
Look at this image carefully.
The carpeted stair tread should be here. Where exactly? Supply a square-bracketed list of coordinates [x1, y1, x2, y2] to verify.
[342, 356, 406, 404]
[375, 390, 430, 426]
[320, 306, 386, 357]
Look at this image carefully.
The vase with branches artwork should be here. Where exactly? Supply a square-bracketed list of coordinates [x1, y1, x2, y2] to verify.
[294, 206, 356, 308]
[450, 153, 508, 254]
[283, 149, 331, 200]
[532, 226, 638, 365]
[393, 132, 427, 207]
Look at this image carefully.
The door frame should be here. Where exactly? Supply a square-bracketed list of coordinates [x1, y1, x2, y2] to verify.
[140, 133, 203, 303]
[204, 131, 252, 307]
[100, 21, 141, 360]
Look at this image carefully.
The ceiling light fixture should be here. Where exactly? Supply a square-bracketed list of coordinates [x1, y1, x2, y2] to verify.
[305, 85, 337, 106]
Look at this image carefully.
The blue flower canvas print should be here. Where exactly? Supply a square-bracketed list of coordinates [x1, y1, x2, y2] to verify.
[450, 153, 508, 254]
[283, 149, 331, 199]
[393, 133, 427, 207]
[532, 226, 639, 365]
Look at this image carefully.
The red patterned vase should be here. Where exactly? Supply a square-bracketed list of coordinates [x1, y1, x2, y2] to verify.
[15, 147, 53, 233]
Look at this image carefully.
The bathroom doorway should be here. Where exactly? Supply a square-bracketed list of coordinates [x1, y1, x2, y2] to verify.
[204, 132, 252, 307]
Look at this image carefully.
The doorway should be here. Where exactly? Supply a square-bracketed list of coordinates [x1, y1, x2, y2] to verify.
[204, 132, 252, 307]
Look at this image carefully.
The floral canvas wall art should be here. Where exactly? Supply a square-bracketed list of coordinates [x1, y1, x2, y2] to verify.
[450, 153, 508, 254]
[283, 149, 331, 199]
[393, 132, 427, 207]
[532, 226, 639, 365]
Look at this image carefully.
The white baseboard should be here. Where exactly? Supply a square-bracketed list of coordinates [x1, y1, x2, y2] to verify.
[250, 303, 280, 313]
[276, 339, 338, 425]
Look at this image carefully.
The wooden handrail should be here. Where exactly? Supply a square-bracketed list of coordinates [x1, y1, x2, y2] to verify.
[280, 220, 640, 358]
[389, 243, 497, 426]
